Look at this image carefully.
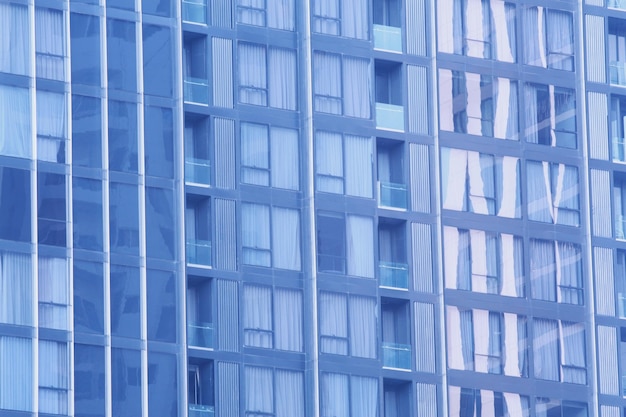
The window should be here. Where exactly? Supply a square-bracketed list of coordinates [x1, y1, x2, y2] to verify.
[0, 337, 33, 412]
[320, 373, 378, 417]
[618, 252, 626, 318]
[75, 344, 106, 416]
[110, 182, 140, 255]
[616, 176, 626, 239]
[529, 239, 583, 304]
[38, 172, 66, 247]
[319, 292, 377, 358]
[612, 95, 626, 162]
[183, 34, 208, 104]
[0, 251, 32, 326]
[74, 261, 104, 334]
[145, 105, 174, 179]
[146, 187, 176, 260]
[523, 7, 574, 71]
[0, 85, 32, 159]
[108, 100, 138, 173]
[383, 380, 410, 417]
[107, 18, 137, 92]
[313, 52, 371, 118]
[70, 13, 100, 86]
[112, 348, 142, 417]
[448, 386, 530, 417]
[241, 203, 301, 270]
[185, 116, 211, 185]
[110, 265, 141, 339]
[72, 95, 102, 169]
[39, 340, 69, 415]
[243, 285, 303, 351]
[315, 131, 373, 198]
[187, 280, 213, 348]
[374, 0, 401, 28]
[610, 19, 626, 85]
[524, 83, 576, 148]
[438, 0, 516, 63]
[238, 43, 297, 110]
[39, 257, 68, 330]
[188, 361, 214, 414]
[245, 367, 304, 417]
[535, 399, 587, 417]
[533, 319, 586, 384]
[186, 196, 211, 266]
[378, 220, 408, 288]
[317, 212, 374, 277]
[37, 90, 67, 163]
[36, 8, 64, 80]
[147, 270, 177, 343]
[143, 24, 173, 97]
[313, 0, 368, 39]
[0, 4, 29, 76]
[0, 167, 31, 242]
[527, 161, 580, 226]
[241, 122, 299, 190]
[444, 227, 524, 297]
[147, 352, 177, 417]
[441, 148, 521, 217]
[381, 299, 411, 369]
[377, 139, 405, 209]
[439, 70, 519, 140]
[73, 177, 103, 251]
[237, 0, 295, 31]
[446, 307, 528, 377]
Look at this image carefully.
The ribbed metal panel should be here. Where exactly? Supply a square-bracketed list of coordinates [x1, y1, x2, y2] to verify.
[217, 362, 239, 417]
[594, 247, 615, 316]
[216, 279, 239, 351]
[416, 383, 437, 417]
[407, 65, 429, 135]
[212, 37, 233, 108]
[214, 118, 236, 189]
[586, 15, 605, 83]
[214, 198, 237, 271]
[409, 143, 430, 213]
[412, 222, 434, 293]
[601, 406, 621, 417]
[414, 302, 435, 373]
[588, 92, 608, 160]
[211, 0, 233, 28]
[591, 169, 612, 238]
[406, 0, 426, 56]
[597, 325, 619, 396]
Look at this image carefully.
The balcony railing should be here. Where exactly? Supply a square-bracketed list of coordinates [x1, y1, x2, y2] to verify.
[187, 240, 212, 266]
[616, 215, 626, 240]
[185, 157, 211, 185]
[182, 0, 207, 24]
[376, 102, 404, 131]
[614, 137, 626, 163]
[611, 61, 626, 86]
[379, 261, 409, 289]
[382, 342, 411, 370]
[609, 0, 626, 9]
[189, 404, 215, 417]
[619, 293, 626, 318]
[373, 24, 402, 53]
[188, 322, 214, 348]
[184, 77, 209, 105]
[378, 181, 407, 210]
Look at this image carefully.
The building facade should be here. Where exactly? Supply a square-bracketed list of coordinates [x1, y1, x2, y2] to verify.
[0, 0, 625, 416]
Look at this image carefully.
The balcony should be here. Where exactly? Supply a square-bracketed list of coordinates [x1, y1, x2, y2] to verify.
[189, 404, 214, 417]
[187, 240, 212, 266]
[185, 158, 211, 185]
[182, 0, 207, 24]
[382, 342, 411, 370]
[184, 77, 210, 105]
[376, 102, 404, 131]
[379, 261, 409, 289]
[188, 322, 214, 348]
[609, 0, 626, 9]
[373, 25, 402, 53]
[619, 293, 626, 318]
[617, 215, 626, 240]
[378, 181, 407, 210]
[614, 137, 626, 163]
[611, 61, 626, 86]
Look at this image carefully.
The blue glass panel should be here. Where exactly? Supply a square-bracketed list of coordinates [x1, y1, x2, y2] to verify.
[146, 186, 176, 260]
[73, 177, 103, 251]
[143, 0, 173, 17]
[70, 13, 100, 86]
[108, 0, 135, 10]
[148, 352, 178, 417]
[74, 344, 105, 417]
[112, 348, 142, 417]
[110, 265, 141, 339]
[74, 260, 104, 334]
[110, 182, 139, 255]
[37, 172, 66, 247]
[145, 105, 174, 178]
[143, 24, 173, 97]
[0, 167, 30, 242]
[72, 95, 102, 169]
[147, 269, 177, 343]
[107, 19, 137, 92]
[109, 100, 138, 173]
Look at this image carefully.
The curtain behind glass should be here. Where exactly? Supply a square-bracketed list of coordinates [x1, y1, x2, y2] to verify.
[241, 203, 271, 266]
[0, 336, 33, 411]
[243, 285, 273, 348]
[348, 296, 376, 358]
[35, 8, 65, 80]
[321, 373, 349, 417]
[534, 319, 559, 381]
[315, 131, 344, 193]
[0, 85, 32, 159]
[527, 161, 553, 222]
[344, 135, 373, 198]
[245, 367, 273, 415]
[0, 4, 29, 75]
[313, 52, 342, 114]
[313, 0, 340, 35]
[341, 0, 368, 39]
[560, 322, 586, 384]
[552, 164, 579, 226]
[238, 0, 265, 27]
[557, 242, 582, 305]
[268, 48, 297, 110]
[241, 122, 270, 186]
[267, 0, 295, 30]
[271, 127, 299, 190]
[272, 207, 301, 270]
[457, 229, 471, 290]
[274, 289, 303, 352]
[37, 90, 67, 162]
[39, 340, 68, 415]
[0, 252, 32, 326]
[546, 10, 574, 71]
[523, 7, 544, 67]
[530, 240, 556, 301]
[239, 43, 267, 105]
[38, 257, 68, 329]
[319, 292, 348, 354]
[276, 370, 304, 417]
[343, 57, 371, 118]
[350, 376, 378, 417]
[346, 215, 374, 278]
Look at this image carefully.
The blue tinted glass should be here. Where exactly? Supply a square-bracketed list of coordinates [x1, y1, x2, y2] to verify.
[147, 269, 177, 343]
[146, 187, 176, 260]
[143, 0, 173, 17]
[107, 19, 137, 92]
[74, 260, 104, 334]
[108, 101, 138, 173]
[37, 172, 66, 247]
[112, 348, 142, 417]
[75, 344, 105, 417]
[110, 265, 141, 338]
[70, 13, 100, 86]
[148, 352, 178, 417]
[110, 182, 139, 255]
[72, 95, 102, 168]
[108, 0, 135, 10]
[145, 105, 174, 178]
[0, 167, 31, 242]
[73, 177, 103, 251]
[143, 24, 173, 97]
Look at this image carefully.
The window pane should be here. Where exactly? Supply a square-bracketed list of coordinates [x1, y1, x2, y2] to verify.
[148, 352, 178, 417]
[37, 90, 67, 163]
[143, 24, 173, 97]
[146, 187, 176, 260]
[107, 19, 137, 92]
[239, 43, 267, 106]
[110, 182, 139, 255]
[0, 166, 31, 242]
[147, 269, 177, 343]
[317, 213, 346, 273]
[145, 105, 174, 178]
[38, 257, 69, 330]
[241, 122, 270, 186]
[112, 348, 142, 417]
[0, 84, 32, 159]
[242, 203, 271, 267]
[74, 260, 104, 334]
[73, 177, 103, 251]
[0, 4, 29, 75]
[110, 265, 141, 339]
[36, 7, 65, 80]
[74, 344, 105, 417]
[0, 251, 32, 326]
[38, 172, 66, 247]
[72, 95, 102, 169]
[143, 0, 173, 17]
[244, 285, 273, 348]
[108, 100, 138, 173]
[39, 340, 69, 415]
[70, 13, 101, 86]
[0, 337, 33, 411]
